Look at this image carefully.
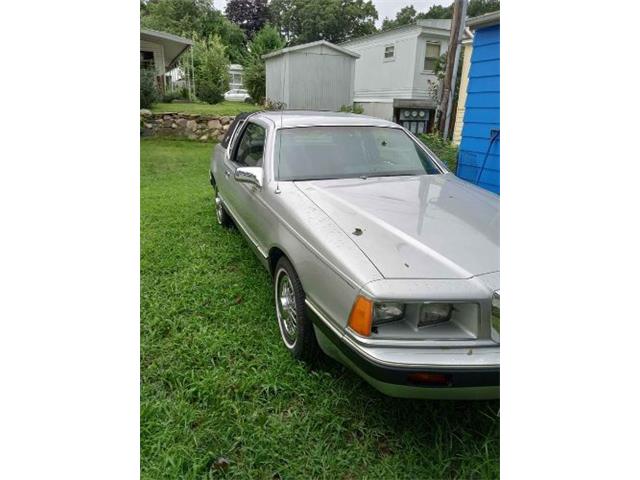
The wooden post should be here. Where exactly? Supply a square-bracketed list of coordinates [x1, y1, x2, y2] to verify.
[443, 0, 468, 139]
[438, 0, 466, 136]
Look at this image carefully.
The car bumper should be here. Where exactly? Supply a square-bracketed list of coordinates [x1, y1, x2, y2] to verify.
[306, 301, 499, 400]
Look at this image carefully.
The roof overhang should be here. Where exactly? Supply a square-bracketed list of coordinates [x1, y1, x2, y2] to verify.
[262, 40, 360, 60]
[140, 28, 193, 71]
[466, 10, 500, 30]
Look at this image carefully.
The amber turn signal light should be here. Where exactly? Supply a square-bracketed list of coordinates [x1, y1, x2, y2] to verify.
[348, 295, 373, 336]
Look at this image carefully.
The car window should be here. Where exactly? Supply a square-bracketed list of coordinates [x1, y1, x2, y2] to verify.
[220, 112, 253, 148]
[275, 126, 442, 181]
[234, 123, 266, 167]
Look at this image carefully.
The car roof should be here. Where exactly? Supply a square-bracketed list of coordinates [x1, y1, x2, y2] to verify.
[251, 111, 399, 129]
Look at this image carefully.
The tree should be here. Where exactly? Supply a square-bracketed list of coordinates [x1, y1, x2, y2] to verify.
[467, 0, 500, 17]
[417, 0, 499, 20]
[140, 0, 248, 63]
[225, 0, 270, 37]
[192, 35, 230, 104]
[270, 0, 378, 45]
[243, 25, 285, 104]
[381, 5, 417, 31]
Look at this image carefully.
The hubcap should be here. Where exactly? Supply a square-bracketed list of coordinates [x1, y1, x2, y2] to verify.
[276, 270, 297, 346]
[215, 193, 224, 224]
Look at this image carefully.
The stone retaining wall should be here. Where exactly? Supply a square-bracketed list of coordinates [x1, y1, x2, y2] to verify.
[140, 109, 235, 142]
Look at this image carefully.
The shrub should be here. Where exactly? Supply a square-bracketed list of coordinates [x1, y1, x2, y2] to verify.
[419, 132, 458, 172]
[140, 68, 159, 108]
[263, 98, 286, 110]
[193, 35, 229, 104]
[161, 90, 182, 103]
[244, 58, 266, 104]
[339, 104, 364, 114]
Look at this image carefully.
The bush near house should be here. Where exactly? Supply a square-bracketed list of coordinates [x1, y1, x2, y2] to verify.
[339, 104, 364, 114]
[419, 132, 458, 172]
[140, 68, 159, 109]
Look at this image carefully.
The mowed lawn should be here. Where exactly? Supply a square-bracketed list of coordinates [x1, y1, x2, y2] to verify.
[151, 101, 262, 116]
[140, 138, 500, 479]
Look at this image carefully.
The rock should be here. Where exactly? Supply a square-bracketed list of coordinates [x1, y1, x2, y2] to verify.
[176, 118, 187, 127]
[140, 109, 152, 116]
[220, 116, 231, 125]
[163, 115, 172, 121]
[199, 134, 208, 141]
[188, 133, 197, 140]
[222, 124, 230, 132]
[217, 133, 226, 141]
[144, 123, 152, 129]
[171, 123, 177, 128]
[186, 120, 197, 130]
[207, 119, 222, 129]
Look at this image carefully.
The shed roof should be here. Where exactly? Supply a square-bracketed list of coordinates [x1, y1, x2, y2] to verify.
[262, 40, 360, 60]
[140, 29, 193, 71]
[466, 10, 500, 30]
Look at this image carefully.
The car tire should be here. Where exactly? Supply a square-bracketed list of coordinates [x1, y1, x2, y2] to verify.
[214, 186, 233, 228]
[274, 257, 320, 363]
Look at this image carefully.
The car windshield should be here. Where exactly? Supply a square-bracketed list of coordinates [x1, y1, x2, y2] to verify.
[275, 126, 443, 181]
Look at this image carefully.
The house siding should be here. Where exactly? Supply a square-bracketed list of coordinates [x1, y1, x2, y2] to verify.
[342, 26, 449, 108]
[140, 39, 165, 76]
[457, 24, 500, 194]
[452, 42, 473, 145]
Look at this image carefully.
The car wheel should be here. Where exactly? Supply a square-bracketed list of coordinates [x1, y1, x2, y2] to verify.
[214, 187, 233, 228]
[244, 97, 253, 104]
[274, 257, 320, 363]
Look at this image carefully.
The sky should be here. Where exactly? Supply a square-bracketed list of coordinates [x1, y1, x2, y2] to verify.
[213, 0, 450, 28]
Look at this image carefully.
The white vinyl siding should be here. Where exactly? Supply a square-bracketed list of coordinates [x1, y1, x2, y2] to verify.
[384, 45, 395, 60]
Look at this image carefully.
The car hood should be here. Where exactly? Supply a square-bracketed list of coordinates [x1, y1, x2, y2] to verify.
[295, 174, 499, 279]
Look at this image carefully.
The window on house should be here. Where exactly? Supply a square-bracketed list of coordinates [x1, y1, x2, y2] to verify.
[424, 42, 441, 71]
[384, 45, 395, 60]
[140, 51, 154, 70]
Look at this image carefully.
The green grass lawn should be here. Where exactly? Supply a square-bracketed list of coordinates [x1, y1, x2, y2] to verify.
[141, 137, 499, 479]
[151, 101, 262, 116]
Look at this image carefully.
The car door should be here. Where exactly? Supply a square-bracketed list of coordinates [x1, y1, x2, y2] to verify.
[221, 121, 268, 248]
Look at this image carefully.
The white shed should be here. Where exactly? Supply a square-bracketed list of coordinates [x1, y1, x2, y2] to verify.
[262, 40, 360, 111]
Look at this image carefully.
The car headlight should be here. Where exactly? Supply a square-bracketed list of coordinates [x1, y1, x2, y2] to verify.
[492, 290, 500, 333]
[419, 303, 453, 327]
[373, 302, 405, 325]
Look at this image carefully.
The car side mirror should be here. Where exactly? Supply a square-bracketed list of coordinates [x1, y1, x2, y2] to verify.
[234, 166, 263, 188]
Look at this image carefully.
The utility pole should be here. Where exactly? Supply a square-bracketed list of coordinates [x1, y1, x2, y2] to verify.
[438, 0, 467, 137]
[443, 0, 468, 139]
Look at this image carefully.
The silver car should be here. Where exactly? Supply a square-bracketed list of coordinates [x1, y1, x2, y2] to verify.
[223, 89, 252, 103]
[210, 111, 499, 400]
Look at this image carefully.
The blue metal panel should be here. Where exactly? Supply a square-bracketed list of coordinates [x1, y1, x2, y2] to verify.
[458, 24, 500, 194]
